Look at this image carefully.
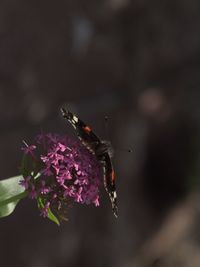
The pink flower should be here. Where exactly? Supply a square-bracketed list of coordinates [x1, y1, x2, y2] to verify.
[21, 142, 36, 155]
[29, 185, 37, 199]
[19, 176, 31, 189]
[40, 181, 51, 195]
[19, 133, 102, 221]
[40, 202, 50, 217]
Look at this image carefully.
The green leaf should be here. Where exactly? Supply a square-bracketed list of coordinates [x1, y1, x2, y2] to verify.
[47, 207, 60, 226]
[37, 197, 60, 226]
[0, 175, 27, 217]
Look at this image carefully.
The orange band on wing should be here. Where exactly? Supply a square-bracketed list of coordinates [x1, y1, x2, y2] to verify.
[83, 126, 92, 133]
[111, 171, 115, 182]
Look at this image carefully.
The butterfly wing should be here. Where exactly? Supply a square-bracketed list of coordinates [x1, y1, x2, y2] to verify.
[103, 153, 118, 217]
[61, 108, 101, 152]
[61, 107, 118, 217]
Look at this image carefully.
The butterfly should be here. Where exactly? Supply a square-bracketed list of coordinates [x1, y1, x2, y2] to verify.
[61, 107, 118, 218]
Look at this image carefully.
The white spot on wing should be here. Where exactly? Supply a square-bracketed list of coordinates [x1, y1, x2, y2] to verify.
[73, 115, 79, 122]
[71, 123, 76, 129]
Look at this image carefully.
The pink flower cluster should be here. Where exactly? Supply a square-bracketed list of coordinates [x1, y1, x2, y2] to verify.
[20, 133, 102, 220]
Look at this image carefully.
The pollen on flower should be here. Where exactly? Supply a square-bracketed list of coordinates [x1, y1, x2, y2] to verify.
[19, 133, 102, 222]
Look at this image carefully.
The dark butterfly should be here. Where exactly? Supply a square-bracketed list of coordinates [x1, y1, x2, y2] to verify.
[61, 107, 118, 218]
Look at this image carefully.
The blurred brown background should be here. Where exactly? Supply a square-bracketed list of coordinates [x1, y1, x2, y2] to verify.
[0, 1, 200, 267]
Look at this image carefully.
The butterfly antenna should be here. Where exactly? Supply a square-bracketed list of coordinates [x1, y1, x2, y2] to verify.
[104, 115, 110, 140]
[116, 148, 133, 153]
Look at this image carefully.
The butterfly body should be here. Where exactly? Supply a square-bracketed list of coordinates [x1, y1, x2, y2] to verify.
[61, 108, 118, 217]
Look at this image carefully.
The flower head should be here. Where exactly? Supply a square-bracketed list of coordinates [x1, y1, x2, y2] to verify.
[19, 133, 102, 222]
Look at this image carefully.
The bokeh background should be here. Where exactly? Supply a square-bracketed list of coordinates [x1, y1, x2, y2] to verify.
[1, 1, 200, 267]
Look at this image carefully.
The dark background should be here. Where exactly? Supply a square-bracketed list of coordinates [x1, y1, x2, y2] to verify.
[0, 1, 200, 267]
